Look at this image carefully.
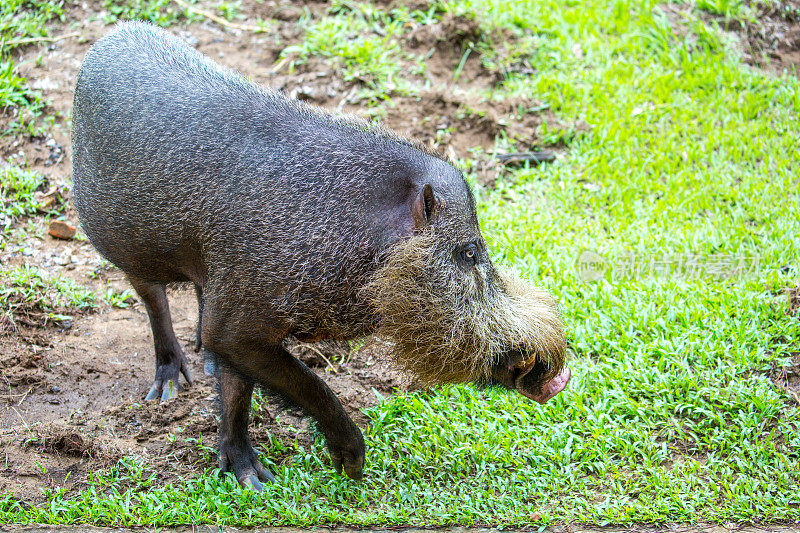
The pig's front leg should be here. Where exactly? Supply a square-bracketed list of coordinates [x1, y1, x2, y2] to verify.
[217, 365, 275, 490]
[211, 343, 365, 489]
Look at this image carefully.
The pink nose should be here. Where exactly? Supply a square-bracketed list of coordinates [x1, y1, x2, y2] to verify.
[518, 367, 571, 404]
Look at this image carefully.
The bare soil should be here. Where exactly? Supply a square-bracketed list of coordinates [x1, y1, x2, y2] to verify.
[727, 1, 800, 75]
[770, 351, 800, 405]
[788, 287, 800, 317]
[0, 277, 405, 501]
[662, 1, 800, 76]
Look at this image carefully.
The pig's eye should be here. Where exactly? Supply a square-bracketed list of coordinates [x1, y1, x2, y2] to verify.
[455, 243, 478, 270]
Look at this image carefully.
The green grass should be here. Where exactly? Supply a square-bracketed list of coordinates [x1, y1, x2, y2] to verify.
[695, 0, 745, 18]
[0, 164, 44, 227]
[101, 0, 198, 27]
[0, 164, 66, 240]
[0, 60, 46, 135]
[102, 283, 136, 308]
[0, 265, 96, 327]
[0, 0, 64, 135]
[0, 0, 64, 47]
[100, 0, 269, 29]
[281, 1, 429, 100]
[1, 0, 800, 526]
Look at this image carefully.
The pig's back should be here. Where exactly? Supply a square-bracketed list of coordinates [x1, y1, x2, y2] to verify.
[71, 21, 462, 299]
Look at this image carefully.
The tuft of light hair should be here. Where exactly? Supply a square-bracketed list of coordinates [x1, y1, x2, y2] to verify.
[363, 230, 566, 387]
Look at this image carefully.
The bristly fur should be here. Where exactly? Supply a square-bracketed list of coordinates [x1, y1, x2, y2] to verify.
[362, 230, 566, 387]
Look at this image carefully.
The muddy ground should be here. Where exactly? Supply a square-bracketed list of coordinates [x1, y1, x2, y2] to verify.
[1, 0, 800, 506]
[663, 0, 800, 74]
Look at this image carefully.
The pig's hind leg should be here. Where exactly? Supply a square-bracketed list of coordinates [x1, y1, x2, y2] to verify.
[193, 283, 218, 377]
[128, 276, 194, 402]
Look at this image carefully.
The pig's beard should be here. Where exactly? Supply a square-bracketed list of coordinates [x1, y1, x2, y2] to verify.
[363, 230, 566, 387]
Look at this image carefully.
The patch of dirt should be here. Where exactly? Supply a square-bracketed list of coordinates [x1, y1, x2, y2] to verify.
[0, 135, 69, 184]
[379, 91, 581, 186]
[408, 13, 485, 51]
[381, 91, 559, 159]
[0, 348, 50, 391]
[730, 1, 800, 74]
[240, 0, 329, 22]
[406, 13, 502, 91]
[372, 0, 436, 13]
[34, 423, 118, 460]
[0, 281, 86, 335]
[769, 352, 800, 406]
[662, 1, 800, 75]
[788, 287, 800, 317]
[0, 286, 405, 502]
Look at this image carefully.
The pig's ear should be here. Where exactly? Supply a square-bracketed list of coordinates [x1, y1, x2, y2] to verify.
[411, 184, 436, 228]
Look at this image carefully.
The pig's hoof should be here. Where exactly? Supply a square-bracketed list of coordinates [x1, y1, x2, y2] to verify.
[219, 444, 275, 491]
[145, 356, 193, 402]
[328, 437, 365, 480]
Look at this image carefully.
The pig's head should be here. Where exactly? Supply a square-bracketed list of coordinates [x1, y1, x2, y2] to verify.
[363, 161, 569, 404]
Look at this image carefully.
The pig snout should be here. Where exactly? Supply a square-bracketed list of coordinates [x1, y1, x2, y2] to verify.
[516, 361, 571, 404]
[490, 351, 570, 404]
